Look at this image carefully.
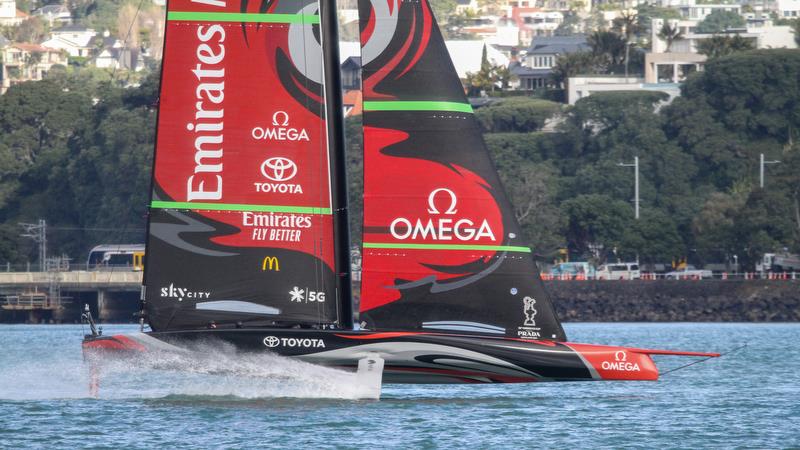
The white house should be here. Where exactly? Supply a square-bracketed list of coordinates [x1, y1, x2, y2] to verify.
[41, 25, 98, 58]
[0, 0, 27, 26]
[33, 4, 72, 26]
[775, 0, 800, 18]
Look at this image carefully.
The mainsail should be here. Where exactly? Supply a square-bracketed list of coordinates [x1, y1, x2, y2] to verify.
[357, 0, 566, 341]
[144, 0, 349, 331]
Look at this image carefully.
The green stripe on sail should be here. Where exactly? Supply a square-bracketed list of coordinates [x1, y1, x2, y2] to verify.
[167, 11, 320, 24]
[363, 101, 474, 113]
[363, 242, 531, 252]
[151, 200, 331, 215]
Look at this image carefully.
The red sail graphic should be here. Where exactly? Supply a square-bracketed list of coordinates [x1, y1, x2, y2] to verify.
[358, 0, 566, 341]
[144, 0, 340, 331]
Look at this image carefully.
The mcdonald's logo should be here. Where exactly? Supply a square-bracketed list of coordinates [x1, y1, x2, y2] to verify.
[262, 256, 280, 271]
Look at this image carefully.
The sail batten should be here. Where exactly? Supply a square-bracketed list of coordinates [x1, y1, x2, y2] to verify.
[362, 243, 532, 252]
[151, 201, 332, 215]
[362, 101, 474, 113]
[166, 11, 320, 23]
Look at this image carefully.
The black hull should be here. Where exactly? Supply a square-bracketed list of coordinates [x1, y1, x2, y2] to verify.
[82, 329, 718, 384]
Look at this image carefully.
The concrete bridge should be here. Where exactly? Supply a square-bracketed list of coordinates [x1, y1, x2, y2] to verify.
[0, 271, 142, 290]
[0, 271, 142, 323]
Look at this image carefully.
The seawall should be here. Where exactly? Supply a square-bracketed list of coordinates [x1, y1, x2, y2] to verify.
[545, 280, 800, 322]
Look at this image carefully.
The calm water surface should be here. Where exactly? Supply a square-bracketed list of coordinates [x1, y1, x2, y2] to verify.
[0, 323, 797, 448]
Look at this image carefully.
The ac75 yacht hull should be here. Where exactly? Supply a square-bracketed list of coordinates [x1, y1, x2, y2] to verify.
[82, 330, 718, 384]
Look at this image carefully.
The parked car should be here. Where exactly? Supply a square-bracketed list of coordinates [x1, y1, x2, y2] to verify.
[550, 262, 595, 279]
[596, 263, 640, 280]
[664, 266, 713, 279]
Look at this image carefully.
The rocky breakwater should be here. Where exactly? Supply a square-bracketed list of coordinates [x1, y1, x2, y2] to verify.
[545, 280, 799, 322]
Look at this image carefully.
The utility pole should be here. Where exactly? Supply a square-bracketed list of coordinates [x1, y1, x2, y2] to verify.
[759, 153, 780, 188]
[618, 157, 640, 219]
[19, 219, 47, 272]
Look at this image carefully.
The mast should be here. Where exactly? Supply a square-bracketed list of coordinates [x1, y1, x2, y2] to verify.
[320, 0, 354, 329]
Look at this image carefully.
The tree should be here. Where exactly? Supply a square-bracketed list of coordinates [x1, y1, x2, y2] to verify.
[636, 3, 681, 36]
[793, 19, 800, 46]
[696, 10, 746, 34]
[683, 49, 800, 145]
[561, 194, 631, 260]
[550, 51, 605, 90]
[555, 10, 581, 36]
[696, 34, 756, 59]
[475, 97, 561, 133]
[612, 12, 640, 77]
[587, 30, 626, 67]
[657, 21, 684, 52]
[499, 162, 565, 256]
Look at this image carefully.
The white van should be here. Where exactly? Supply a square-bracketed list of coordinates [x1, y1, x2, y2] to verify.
[596, 263, 640, 280]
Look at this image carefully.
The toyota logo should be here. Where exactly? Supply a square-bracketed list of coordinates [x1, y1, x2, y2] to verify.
[263, 336, 280, 348]
[260, 157, 297, 182]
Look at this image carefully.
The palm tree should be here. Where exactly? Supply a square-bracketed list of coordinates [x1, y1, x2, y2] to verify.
[657, 22, 684, 52]
[587, 30, 626, 67]
[613, 12, 640, 78]
[696, 34, 755, 59]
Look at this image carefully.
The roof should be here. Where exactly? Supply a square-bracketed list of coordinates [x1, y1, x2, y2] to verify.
[341, 56, 361, 69]
[526, 35, 589, 55]
[510, 64, 551, 77]
[34, 4, 69, 14]
[52, 25, 93, 33]
[444, 40, 509, 78]
[11, 43, 54, 52]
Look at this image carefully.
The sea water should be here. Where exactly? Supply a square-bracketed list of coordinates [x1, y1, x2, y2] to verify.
[0, 323, 797, 448]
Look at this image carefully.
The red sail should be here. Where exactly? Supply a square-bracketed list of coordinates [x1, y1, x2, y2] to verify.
[358, 0, 566, 341]
[144, 0, 341, 331]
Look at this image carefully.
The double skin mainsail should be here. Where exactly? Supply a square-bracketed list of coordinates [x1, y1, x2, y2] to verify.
[144, 0, 351, 331]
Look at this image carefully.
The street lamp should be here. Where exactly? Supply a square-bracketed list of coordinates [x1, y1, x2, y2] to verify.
[759, 153, 780, 188]
[617, 156, 640, 219]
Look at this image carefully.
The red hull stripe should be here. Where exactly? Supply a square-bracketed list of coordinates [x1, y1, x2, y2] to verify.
[167, 11, 320, 23]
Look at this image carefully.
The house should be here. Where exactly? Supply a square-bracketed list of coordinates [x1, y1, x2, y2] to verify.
[512, 8, 563, 44]
[41, 25, 98, 58]
[341, 56, 361, 90]
[33, 4, 72, 26]
[509, 62, 552, 89]
[94, 47, 143, 71]
[0, 0, 28, 26]
[775, 0, 800, 18]
[524, 35, 588, 68]
[646, 18, 797, 83]
[1, 43, 68, 93]
[677, 2, 742, 21]
[445, 40, 509, 79]
[456, 0, 481, 14]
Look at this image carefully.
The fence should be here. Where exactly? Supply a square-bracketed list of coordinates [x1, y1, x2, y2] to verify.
[540, 272, 799, 281]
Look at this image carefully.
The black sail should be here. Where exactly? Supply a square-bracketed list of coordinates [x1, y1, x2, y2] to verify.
[357, 0, 566, 341]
